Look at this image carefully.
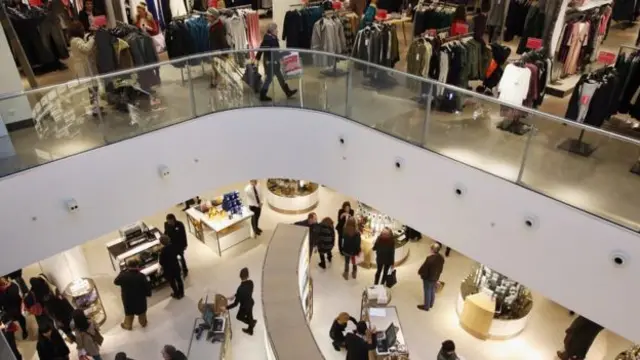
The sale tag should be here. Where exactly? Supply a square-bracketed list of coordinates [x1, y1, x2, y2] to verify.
[526, 38, 542, 50]
[452, 22, 468, 35]
[597, 51, 616, 65]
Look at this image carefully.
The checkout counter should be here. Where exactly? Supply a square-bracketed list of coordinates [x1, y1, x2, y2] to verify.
[105, 222, 165, 289]
[187, 294, 233, 360]
[360, 287, 409, 360]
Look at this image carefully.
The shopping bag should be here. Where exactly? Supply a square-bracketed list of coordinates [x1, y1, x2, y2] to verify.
[354, 251, 364, 264]
[280, 51, 303, 79]
[242, 63, 263, 93]
[385, 268, 397, 288]
[436, 281, 446, 293]
[151, 32, 166, 53]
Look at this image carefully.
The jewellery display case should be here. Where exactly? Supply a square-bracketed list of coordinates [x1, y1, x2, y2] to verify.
[355, 202, 409, 267]
[616, 345, 640, 360]
[360, 290, 409, 360]
[266, 179, 320, 214]
[185, 192, 254, 256]
[456, 264, 533, 340]
[298, 235, 313, 321]
[188, 294, 232, 360]
[63, 278, 106, 326]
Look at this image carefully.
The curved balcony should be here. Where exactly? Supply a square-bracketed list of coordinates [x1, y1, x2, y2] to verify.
[1, 48, 640, 231]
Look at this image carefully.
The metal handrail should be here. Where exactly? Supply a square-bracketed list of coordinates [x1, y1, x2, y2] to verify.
[2, 47, 640, 147]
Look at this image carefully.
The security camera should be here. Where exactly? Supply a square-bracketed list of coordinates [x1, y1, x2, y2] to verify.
[394, 157, 404, 170]
[523, 215, 538, 230]
[454, 183, 466, 197]
[158, 165, 171, 179]
[65, 199, 79, 213]
[610, 251, 629, 268]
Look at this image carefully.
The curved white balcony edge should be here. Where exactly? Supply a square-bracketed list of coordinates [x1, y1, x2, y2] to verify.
[0, 108, 638, 342]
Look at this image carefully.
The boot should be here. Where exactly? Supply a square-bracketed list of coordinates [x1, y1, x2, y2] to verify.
[260, 90, 272, 102]
[285, 88, 298, 99]
[352, 268, 357, 279]
[342, 271, 348, 280]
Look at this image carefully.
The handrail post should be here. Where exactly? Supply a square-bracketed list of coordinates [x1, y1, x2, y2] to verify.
[186, 65, 197, 117]
[270, 50, 275, 106]
[517, 127, 536, 183]
[345, 60, 353, 118]
[421, 81, 433, 146]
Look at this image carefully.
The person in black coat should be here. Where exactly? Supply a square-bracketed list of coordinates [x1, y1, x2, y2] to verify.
[78, 0, 94, 32]
[255, 22, 297, 101]
[114, 259, 152, 330]
[0, 276, 27, 340]
[557, 315, 604, 360]
[336, 201, 355, 254]
[316, 217, 336, 269]
[1, 317, 22, 360]
[159, 235, 184, 299]
[36, 322, 70, 360]
[329, 312, 357, 351]
[161, 344, 187, 360]
[345, 321, 376, 360]
[5, 269, 29, 295]
[164, 213, 189, 277]
[294, 212, 318, 258]
[341, 217, 361, 280]
[226, 268, 256, 335]
[373, 228, 395, 286]
[45, 293, 75, 342]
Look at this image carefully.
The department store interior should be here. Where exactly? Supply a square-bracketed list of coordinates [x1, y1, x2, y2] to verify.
[0, 179, 637, 360]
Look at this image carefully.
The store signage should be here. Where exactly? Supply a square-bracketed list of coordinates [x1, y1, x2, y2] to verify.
[597, 51, 616, 65]
[526, 38, 542, 50]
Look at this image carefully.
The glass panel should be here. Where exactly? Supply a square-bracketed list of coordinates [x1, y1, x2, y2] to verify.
[519, 117, 640, 227]
[423, 84, 531, 182]
[1, 81, 109, 176]
[348, 61, 426, 145]
[96, 62, 194, 143]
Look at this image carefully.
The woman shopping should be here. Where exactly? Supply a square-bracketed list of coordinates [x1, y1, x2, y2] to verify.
[67, 21, 100, 117]
[373, 227, 395, 286]
[255, 23, 297, 102]
[329, 312, 358, 351]
[135, 2, 159, 35]
[72, 309, 104, 360]
[341, 217, 361, 280]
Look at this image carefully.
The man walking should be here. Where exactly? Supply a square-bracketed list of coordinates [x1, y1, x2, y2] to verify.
[114, 259, 152, 330]
[226, 268, 257, 335]
[164, 214, 188, 277]
[245, 180, 263, 236]
[417, 243, 445, 311]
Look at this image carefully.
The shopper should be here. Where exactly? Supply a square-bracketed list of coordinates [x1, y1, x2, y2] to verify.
[360, 0, 377, 29]
[557, 315, 604, 360]
[226, 268, 256, 335]
[1, 315, 23, 360]
[294, 212, 318, 258]
[206, 7, 230, 88]
[255, 22, 298, 101]
[45, 291, 76, 342]
[25, 276, 56, 328]
[115, 352, 134, 360]
[336, 201, 355, 254]
[417, 243, 445, 311]
[373, 227, 395, 286]
[329, 312, 358, 351]
[72, 309, 103, 360]
[134, 2, 159, 35]
[0, 276, 28, 340]
[78, 0, 94, 31]
[37, 322, 70, 360]
[450, 5, 468, 36]
[245, 180, 263, 236]
[5, 269, 29, 295]
[68, 21, 100, 117]
[316, 217, 336, 269]
[438, 340, 460, 360]
[114, 259, 152, 330]
[341, 217, 361, 280]
[164, 213, 189, 277]
[159, 235, 184, 299]
[161, 345, 188, 360]
[345, 321, 376, 360]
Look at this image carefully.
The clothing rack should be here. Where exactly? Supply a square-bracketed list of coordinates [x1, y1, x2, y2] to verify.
[289, 0, 324, 7]
[613, 45, 640, 174]
[442, 31, 474, 42]
[225, 4, 253, 10]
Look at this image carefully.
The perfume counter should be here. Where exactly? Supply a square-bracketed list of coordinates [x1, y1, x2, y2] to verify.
[266, 186, 320, 214]
[456, 292, 531, 340]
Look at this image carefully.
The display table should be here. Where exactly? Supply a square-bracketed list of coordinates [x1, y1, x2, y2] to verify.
[187, 296, 232, 360]
[266, 179, 319, 214]
[185, 206, 254, 256]
[459, 293, 495, 340]
[263, 224, 320, 360]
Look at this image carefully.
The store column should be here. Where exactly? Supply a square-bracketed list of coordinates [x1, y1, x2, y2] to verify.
[39, 246, 91, 289]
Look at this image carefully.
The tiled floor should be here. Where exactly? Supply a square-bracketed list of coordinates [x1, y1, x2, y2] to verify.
[13, 184, 633, 360]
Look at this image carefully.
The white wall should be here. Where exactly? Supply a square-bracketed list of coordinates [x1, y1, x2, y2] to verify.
[0, 108, 639, 342]
[0, 24, 32, 124]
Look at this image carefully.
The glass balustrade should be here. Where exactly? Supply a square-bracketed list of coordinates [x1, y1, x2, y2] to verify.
[2, 48, 640, 230]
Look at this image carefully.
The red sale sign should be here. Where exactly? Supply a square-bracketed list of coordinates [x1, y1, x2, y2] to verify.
[597, 51, 616, 65]
[526, 38, 542, 50]
[452, 22, 468, 35]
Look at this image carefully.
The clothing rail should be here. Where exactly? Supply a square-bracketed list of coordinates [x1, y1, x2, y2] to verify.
[225, 4, 252, 10]
[442, 31, 473, 42]
[290, 0, 325, 7]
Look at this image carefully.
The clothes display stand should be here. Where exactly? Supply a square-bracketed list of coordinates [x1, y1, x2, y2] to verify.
[557, 129, 597, 156]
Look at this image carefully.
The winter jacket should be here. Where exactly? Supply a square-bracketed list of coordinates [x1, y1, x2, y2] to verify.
[418, 253, 445, 281]
[74, 321, 102, 356]
[315, 223, 335, 253]
[159, 243, 182, 277]
[164, 221, 188, 250]
[256, 33, 280, 64]
[0, 283, 22, 318]
[37, 330, 70, 360]
[341, 233, 361, 257]
[69, 36, 97, 79]
[209, 20, 230, 52]
[437, 350, 460, 360]
[114, 269, 151, 316]
[373, 237, 395, 266]
[345, 332, 376, 360]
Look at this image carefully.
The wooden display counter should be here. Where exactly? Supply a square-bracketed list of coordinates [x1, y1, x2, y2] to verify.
[456, 293, 531, 340]
[266, 182, 320, 214]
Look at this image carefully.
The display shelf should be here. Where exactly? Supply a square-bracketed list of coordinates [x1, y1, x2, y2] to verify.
[266, 179, 320, 214]
[616, 344, 640, 360]
[356, 202, 410, 268]
[64, 278, 106, 326]
[106, 223, 162, 271]
[185, 199, 254, 256]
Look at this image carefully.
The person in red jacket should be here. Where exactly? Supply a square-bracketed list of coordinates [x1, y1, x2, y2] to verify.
[135, 2, 159, 35]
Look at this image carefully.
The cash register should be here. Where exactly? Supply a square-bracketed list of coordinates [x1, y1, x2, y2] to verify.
[119, 222, 151, 248]
[376, 323, 398, 355]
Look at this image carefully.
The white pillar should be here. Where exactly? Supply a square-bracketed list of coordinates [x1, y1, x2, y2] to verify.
[0, 23, 33, 126]
[39, 246, 90, 291]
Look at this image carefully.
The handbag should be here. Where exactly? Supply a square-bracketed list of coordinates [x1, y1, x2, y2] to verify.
[86, 329, 104, 346]
[243, 63, 263, 93]
[385, 268, 397, 288]
[354, 251, 364, 264]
